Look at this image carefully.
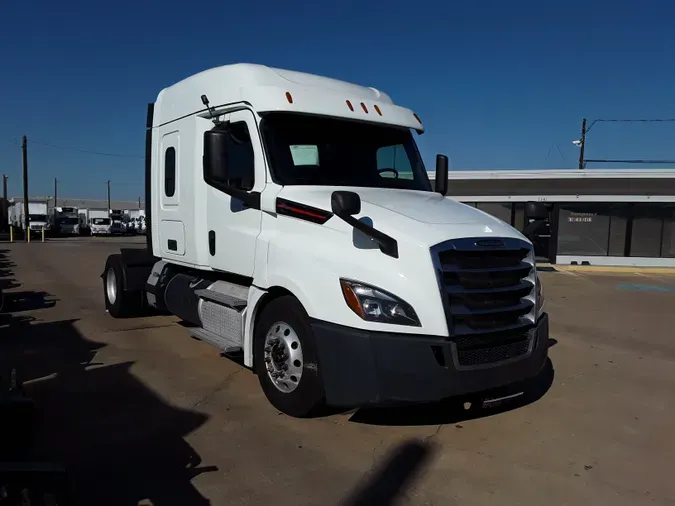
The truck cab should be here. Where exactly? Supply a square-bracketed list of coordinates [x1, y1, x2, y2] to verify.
[109, 210, 128, 235]
[102, 63, 548, 417]
[90, 217, 112, 236]
[27, 213, 48, 235]
[51, 207, 80, 236]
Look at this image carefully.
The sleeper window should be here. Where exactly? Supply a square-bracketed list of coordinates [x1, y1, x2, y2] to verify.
[165, 147, 176, 197]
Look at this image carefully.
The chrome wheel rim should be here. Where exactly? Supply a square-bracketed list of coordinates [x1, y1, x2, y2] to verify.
[106, 268, 117, 305]
[264, 321, 303, 393]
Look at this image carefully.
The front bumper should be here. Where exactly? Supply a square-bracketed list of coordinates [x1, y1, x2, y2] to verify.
[312, 312, 549, 407]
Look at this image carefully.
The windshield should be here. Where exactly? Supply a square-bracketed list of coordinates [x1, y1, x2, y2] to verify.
[260, 113, 431, 191]
[62, 217, 79, 225]
[29, 214, 47, 222]
[93, 218, 110, 225]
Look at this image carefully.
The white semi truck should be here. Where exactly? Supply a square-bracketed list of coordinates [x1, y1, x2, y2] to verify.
[109, 209, 128, 235]
[102, 63, 548, 417]
[50, 207, 80, 236]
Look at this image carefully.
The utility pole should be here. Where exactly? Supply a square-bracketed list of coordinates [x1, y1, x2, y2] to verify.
[54, 178, 58, 207]
[22, 136, 29, 238]
[2, 175, 6, 234]
[138, 196, 141, 209]
[107, 180, 111, 217]
[578, 118, 587, 170]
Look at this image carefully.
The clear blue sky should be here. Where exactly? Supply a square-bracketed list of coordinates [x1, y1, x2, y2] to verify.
[1, 0, 674, 200]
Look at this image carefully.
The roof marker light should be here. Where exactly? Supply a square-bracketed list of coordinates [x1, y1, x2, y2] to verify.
[360, 102, 369, 113]
[285, 92, 293, 104]
[346, 100, 354, 111]
[373, 104, 382, 116]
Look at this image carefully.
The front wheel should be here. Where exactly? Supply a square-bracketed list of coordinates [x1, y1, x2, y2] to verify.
[254, 296, 325, 418]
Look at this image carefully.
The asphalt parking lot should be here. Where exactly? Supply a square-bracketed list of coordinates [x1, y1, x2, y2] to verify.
[1, 236, 674, 505]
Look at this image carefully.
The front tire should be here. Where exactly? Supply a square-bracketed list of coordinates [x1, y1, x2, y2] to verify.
[254, 296, 325, 418]
[103, 254, 143, 318]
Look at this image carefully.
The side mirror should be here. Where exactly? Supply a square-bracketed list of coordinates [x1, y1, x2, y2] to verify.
[203, 129, 229, 182]
[331, 191, 361, 216]
[330, 190, 399, 258]
[435, 154, 448, 196]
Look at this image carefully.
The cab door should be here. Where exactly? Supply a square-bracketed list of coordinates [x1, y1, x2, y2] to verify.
[205, 109, 265, 277]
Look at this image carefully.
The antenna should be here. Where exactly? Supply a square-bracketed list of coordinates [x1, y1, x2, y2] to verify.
[201, 94, 218, 122]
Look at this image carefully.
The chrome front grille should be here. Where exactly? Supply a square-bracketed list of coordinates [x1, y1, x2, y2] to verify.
[432, 237, 536, 367]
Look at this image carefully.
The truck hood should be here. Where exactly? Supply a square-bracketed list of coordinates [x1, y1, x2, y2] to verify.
[276, 186, 527, 246]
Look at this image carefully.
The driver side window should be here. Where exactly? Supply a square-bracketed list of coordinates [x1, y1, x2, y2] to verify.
[376, 144, 414, 180]
[223, 121, 255, 191]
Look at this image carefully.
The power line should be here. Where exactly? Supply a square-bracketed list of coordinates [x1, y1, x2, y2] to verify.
[585, 158, 675, 164]
[577, 117, 675, 169]
[587, 118, 675, 133]
[25, 139, 143, 159]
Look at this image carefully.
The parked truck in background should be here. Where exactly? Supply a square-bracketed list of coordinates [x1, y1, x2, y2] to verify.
[136, 214, 146, 234]
[89, 209, 112, 236]
[28, 202, 49, 236]
[102, 63, 548, 418]
[9, 201, 49, 236]
[126, 209, 145, 234]
[78, 209, 90, 234]
[8, 205, 20, 231]
[50, 206, 80, 236]
[109, 209, 128, 235]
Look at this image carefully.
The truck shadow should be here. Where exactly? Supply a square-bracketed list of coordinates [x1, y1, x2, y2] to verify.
[348, 358, 555, 427]
[1, 315, 216, 505]
[340, 439, 436, 506]
[1, 291, 57, 313]
[0, 278, 21, 291]
[0, 250, 56, 314]
[0, 268, 15, 279]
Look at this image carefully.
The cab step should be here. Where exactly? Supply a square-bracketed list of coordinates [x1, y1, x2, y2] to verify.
[194, 288, 247, 310]
[194, 280, 248, 348]
[189, 327, 242, 353]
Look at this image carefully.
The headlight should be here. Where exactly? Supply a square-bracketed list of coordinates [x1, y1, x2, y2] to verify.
[339, 279, 421, 326]
[535, 273, 545, 318]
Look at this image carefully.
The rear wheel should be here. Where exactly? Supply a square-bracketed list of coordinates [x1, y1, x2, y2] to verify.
[254, 296, 325, 417]
[103, 254, 144, 318]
